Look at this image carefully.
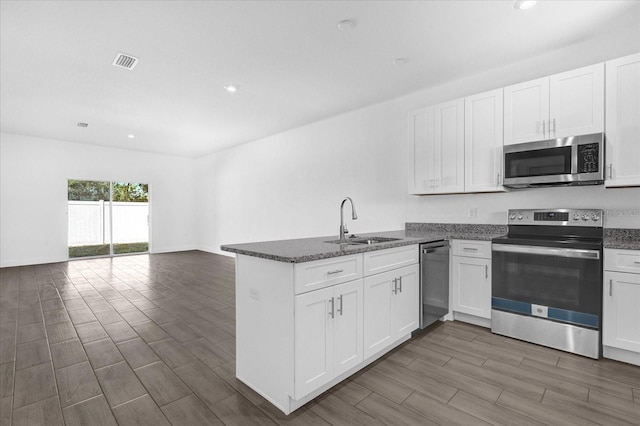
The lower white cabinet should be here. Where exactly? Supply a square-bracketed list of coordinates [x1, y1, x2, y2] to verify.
[295, 279, 363, 398]
[235, 244, 419, 415]
[363, 264, 419, 359]
[451, 240, 492, 326]
[603, 249, 640, 366]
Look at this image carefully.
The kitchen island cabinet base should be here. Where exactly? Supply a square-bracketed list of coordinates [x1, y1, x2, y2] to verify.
[238, 334, 411, 415]
[235, 250, 418, 415]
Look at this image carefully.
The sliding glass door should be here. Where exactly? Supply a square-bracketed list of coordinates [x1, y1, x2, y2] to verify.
[68, 180, 149, 258]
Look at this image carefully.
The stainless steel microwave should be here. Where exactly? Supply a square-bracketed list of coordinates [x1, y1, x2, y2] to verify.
[503, 133, 604, 188]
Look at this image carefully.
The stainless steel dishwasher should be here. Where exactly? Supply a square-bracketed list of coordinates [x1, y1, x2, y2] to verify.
[419, 241, 450, 329]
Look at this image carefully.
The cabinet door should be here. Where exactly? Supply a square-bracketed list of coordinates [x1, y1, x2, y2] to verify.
[605, 53, 640, 187]
[451, 256, 491, 319]
[392, 264, 420, 337]
[603, 271, 640, 353]
[363, 270, 394, 359]
[294, 286, 334, 398]
[434, 99, 465, 193]
[333, 279, 363, 377]
[549, 63, 604, 139]
[504, 76, 550, 145]
[408, 107, 436, 194]
[464, 89, 505, 192]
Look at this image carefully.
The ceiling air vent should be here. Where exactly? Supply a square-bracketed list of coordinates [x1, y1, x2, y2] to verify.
[112, 52, 139, 70]
[77, 122, 88, 127]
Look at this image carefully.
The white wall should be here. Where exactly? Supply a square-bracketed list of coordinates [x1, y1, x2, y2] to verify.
[0, 133, 198, 267]
[197, 29, 640, 254]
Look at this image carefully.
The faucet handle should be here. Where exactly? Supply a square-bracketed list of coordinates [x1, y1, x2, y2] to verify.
[342, 225, 349, 234]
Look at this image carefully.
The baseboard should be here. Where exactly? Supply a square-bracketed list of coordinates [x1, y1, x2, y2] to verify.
[603, 345, 640, 366]
[0, 255, 67, 268]
[453, 311, 491, 328]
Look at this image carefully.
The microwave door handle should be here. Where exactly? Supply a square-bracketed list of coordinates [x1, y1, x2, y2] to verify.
[571, 144, 578, 174]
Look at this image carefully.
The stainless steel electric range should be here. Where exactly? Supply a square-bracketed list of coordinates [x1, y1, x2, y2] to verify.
[491, 208, 604, 358]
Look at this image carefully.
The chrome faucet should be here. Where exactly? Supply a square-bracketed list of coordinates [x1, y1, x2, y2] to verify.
[339, 197, 358, 241]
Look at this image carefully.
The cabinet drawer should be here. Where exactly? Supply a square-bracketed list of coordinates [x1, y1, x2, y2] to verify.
[452, 240, 491, 259]
[363, 245, 419, 277]
[604, 249, 640, 274]
[294, 254, 362, 295]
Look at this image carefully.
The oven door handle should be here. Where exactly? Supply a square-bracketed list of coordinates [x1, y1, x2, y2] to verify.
[492, 244, 600, 259]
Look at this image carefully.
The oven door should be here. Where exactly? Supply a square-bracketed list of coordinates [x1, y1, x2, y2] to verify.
[491, 243, 602, 329]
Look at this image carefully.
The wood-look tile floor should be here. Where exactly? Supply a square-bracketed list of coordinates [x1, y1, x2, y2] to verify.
[1, 251, 639, 425]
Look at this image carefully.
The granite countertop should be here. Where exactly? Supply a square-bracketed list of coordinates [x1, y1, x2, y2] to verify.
[221, 224, 507, 263]
[604, 229, 640, 250]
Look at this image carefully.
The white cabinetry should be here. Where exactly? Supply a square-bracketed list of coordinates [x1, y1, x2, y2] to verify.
[603, 249, 640, 366]
[408, 99, 465, 195]
[464, 88, 505, 192]
[605, 53, 640, 187]
[504, 63, 604, 145]
[451, 240, 491, 328]
[295, 279, 363, 398]
[363, 264, 419, 359]
[235, 244, 419, 414]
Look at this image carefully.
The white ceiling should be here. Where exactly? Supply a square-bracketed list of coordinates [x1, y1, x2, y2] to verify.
[1, 1, 639, 158]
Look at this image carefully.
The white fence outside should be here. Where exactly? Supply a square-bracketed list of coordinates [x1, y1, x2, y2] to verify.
[68, 201, 149, 246]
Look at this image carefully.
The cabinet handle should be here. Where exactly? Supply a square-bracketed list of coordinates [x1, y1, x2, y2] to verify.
[634, 261, 640, 264]
[485, 265, 488, 279]
[608, 164, 613, 179]
[398, 276, 403, 293]
[496, 172, 500, 186]
[463, 247, 478, 252]
[392, 278, 398, 295]
[552, 118, 556, 135]
[609, 279, 613, 297]
[542, 120, 546, 137]
[327, 269, 343, 275]
[329, 297, 335, 318]
[337, 295, 343, 316]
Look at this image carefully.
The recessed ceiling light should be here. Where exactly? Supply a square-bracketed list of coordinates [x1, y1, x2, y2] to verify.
[337, 19, 356, 31]
[128, 134, 135, 139]
[514, 0, 537, 10]
[77, 122, 88, 128]
[224, 85, 239, 93]
[393, 58, 410, 66]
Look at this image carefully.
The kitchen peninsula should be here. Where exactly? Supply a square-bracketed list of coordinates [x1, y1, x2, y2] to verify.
[221, 225, 505, 414]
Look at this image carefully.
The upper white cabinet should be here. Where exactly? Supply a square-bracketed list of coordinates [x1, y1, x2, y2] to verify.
[408, 99, 464, 195]
[464, 88, 505, 192]
[408, 107, 434, 194]
[503, 76, 549, 145]
[504, 63, 604, 145]
[605, 53, 640, 187]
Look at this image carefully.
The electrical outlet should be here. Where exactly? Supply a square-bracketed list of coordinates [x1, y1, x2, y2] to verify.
[468, 208, 477, 218]
[249, 288, 260, 301]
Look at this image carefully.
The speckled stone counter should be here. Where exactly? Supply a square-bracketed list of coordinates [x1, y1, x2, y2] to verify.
[405, 223, 507, 241]
[604, 229, 640, 250]
[221, 223, 508, 263]
[221, 230, 437, 263]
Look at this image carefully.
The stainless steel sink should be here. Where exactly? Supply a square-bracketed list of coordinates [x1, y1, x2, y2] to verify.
[325, 236, 401, 245]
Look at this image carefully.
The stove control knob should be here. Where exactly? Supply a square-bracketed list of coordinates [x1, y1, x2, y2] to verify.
[509, 213, 516, 220]
[592, 214, 600, 221]
[582, 214, 590, 221]
[573, 214, 580, 221]
[517, 214, 523, 220]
